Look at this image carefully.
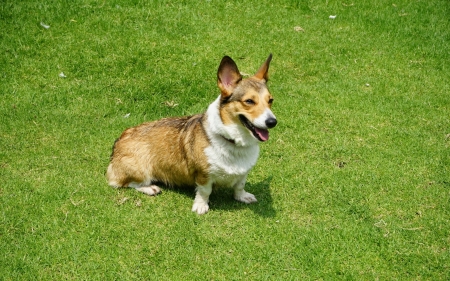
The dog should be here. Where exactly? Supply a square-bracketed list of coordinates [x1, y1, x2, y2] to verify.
[106, 54, 277, 214]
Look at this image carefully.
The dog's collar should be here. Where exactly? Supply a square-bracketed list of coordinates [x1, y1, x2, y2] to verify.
[221, 135, 235, 144]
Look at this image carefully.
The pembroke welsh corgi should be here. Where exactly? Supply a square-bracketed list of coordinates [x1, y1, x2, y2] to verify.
[107, 54, 277, 214]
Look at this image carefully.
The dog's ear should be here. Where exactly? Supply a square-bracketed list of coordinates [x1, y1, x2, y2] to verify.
[253, 53, 272, 82]
[217, 56, 242, 98]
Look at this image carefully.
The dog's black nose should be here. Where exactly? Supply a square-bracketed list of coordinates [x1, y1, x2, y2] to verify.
[265, 118, 277, 128]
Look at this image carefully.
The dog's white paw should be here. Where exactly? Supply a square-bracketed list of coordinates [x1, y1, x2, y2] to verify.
[235, 191, 258, 204]
[192, 202, 209, 215]
[135, 185, 161, 196]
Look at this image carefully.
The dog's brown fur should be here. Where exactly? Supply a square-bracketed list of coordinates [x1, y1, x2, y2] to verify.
[107, 114, 210, 188]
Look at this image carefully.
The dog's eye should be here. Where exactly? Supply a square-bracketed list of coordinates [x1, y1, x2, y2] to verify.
[244, 99, 255, 105]
[268, 98, 274, 104]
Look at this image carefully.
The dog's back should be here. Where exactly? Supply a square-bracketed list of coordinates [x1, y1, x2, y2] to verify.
[107, 114, 210, 188]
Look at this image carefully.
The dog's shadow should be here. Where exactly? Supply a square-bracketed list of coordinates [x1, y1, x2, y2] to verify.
[203, 176, 276, 217]
[145, 176, 276, 217]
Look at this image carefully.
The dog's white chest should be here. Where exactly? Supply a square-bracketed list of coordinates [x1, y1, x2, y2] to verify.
[202, 95, 263, 187]
[204, 143, 259, 187]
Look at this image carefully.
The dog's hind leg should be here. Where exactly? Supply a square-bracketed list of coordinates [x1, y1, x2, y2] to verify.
[128, 181, 162, 196]
[107, 160, 161, 195]
[135, 185, 161, 196]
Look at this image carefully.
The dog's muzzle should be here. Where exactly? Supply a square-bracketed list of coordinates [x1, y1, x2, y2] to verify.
[239, 115, 277, 142]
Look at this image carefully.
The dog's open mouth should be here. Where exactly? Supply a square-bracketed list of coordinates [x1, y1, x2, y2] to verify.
[239, 115, 269, 142]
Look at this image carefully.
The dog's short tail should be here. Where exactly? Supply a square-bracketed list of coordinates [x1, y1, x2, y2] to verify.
[106, 163, 122, 188]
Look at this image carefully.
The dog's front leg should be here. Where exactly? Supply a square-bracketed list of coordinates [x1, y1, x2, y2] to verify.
[233, 175, 257, 204]
[192, 182, 212, 215]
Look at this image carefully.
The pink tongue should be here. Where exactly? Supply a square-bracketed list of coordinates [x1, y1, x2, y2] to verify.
[255, 128, 269, 141]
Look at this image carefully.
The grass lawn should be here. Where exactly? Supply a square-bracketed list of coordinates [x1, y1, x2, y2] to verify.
[1, 0, 449, 279]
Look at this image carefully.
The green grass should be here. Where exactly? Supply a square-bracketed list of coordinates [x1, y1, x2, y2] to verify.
[1, 0, 449, 279]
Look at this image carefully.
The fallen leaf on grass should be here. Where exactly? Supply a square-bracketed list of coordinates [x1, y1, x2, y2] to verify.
[164, 101, 178, 108]
[117, 197, 129, 205]
[40, 22, 50, 29]
[135, 199, 142, 207]
[374, 219, 387, 228]
[70, 198, 85, 206]
[294, 26, 304, 32]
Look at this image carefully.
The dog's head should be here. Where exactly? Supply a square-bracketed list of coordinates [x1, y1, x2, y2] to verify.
[217, 54, 277, 143]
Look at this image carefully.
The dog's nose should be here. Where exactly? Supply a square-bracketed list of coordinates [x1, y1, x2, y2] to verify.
[265, 118, 277, 128]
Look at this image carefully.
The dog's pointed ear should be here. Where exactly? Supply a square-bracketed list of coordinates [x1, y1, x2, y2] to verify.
[217, 56, 242, 98]
[253, 53, 272, 82]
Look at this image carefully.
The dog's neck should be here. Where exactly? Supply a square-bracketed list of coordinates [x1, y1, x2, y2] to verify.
[205, 96, 259, 148]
